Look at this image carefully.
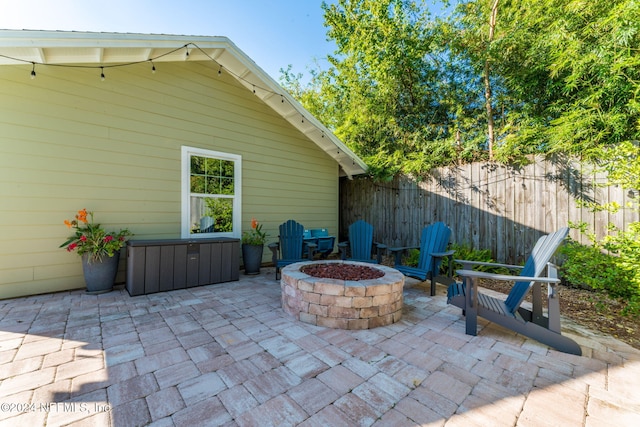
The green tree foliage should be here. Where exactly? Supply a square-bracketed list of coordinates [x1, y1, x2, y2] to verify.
[597, 141, 640, 193]
[278, 0, 640, 313]
[543, 0, 640, 158]
[451, 0, 640, 162]
[449, 0, 640, 312]
[322, 0, 455, 178]
[281, 0, 486, 179]
[281, 0, 640, 176]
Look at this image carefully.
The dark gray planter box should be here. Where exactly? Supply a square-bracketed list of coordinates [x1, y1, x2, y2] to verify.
[126, 238, 240, 296]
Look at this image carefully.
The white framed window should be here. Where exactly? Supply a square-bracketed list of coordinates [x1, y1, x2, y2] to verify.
[181, 146, 241, 239]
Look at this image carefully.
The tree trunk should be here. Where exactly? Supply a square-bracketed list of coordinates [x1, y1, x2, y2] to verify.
[484, 0, 499, 160]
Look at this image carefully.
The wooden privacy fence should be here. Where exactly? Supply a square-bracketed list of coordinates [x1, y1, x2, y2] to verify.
[339, 156, 639, 265]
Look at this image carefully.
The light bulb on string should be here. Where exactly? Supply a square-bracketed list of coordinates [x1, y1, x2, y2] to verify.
[7, 41, 343, 147]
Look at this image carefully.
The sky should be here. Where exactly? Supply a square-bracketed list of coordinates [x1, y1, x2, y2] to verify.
[0, 0, 340, 83]
[0, 0, 450, 84]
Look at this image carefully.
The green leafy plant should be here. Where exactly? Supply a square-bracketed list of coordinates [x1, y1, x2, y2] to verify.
[60, 208, 132, 262]
[204, 198, 233, 233]
[560, 234, 640, 317]
[241, 218, 268, 245]
[402, 242, 508, 275]
[446, 243, 509, 274]
[402, 248, 421, 267]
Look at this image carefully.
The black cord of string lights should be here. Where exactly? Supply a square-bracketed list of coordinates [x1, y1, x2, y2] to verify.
[0, 42, 361, 167]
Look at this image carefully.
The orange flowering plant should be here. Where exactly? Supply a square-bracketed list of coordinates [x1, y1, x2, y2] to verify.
[241, 218, 268, 245]
[60, 209, 133, 262]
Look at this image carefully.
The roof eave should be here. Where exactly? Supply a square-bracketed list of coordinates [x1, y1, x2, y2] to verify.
[0, 30, 367, 177]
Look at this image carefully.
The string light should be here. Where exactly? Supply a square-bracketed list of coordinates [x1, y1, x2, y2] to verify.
[7, 43, 279, 96]
[1, 42, 362, 171]
[7, 42, 298, 107]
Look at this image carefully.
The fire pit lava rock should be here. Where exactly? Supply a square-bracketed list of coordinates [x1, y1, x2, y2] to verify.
[280, 260, 405, 329]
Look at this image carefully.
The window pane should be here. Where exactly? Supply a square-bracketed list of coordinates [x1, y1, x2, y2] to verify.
[204, 158, 221, 175]
[191, 155, 235, 196]
[191, 156, 205, 175]
[207, 198, 233, 232]
[190, 196, 209, 233]
[191, 176, 205, 193]
[220, 160, 234, 178]
[184, 147, 240, 238]
[220, 178, 234, 195]
[190, 196, 233, 233]
[206, 176, 221, 194]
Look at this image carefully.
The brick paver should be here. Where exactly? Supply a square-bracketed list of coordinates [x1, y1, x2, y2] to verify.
[0, 268, 639, 426]
[287, 377, 339, 415]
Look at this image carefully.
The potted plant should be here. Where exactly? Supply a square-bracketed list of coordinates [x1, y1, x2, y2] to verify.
[60, 208, 133, 294]
[241, 218, 268, 275]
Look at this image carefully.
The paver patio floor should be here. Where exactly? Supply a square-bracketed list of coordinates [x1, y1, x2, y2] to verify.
[1, 267, 639, 426]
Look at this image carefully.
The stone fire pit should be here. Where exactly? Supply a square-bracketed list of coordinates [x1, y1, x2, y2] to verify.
[280, 260, 405, 330]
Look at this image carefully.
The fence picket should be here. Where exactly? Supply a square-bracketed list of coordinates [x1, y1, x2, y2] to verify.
[339, 157, 638, 264]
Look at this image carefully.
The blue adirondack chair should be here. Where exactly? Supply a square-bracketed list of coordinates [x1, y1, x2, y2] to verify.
[388, 222, 455, 296]
[338, 220, 386, 263]
[268, 220, 316, 280]
[447, 227, 581, 355]
[311, 228, 335, 258]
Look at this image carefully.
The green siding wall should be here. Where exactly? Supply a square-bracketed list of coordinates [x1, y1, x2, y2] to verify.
[0, 61, 338, 299]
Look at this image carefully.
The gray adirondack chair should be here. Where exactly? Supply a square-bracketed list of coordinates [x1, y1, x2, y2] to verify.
[388, 222, 455, 296]
[447, 227, 581, 355]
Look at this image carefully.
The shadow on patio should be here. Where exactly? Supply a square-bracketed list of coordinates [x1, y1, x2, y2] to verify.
[1, 269, 639, 426]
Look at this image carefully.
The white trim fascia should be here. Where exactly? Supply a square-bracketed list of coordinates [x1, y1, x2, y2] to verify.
[0, 30, 367, 177]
